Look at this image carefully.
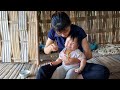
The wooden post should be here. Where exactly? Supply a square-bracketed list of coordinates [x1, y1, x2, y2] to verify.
[36, 11, 40, 66]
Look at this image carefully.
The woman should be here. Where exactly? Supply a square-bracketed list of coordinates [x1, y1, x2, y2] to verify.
[36, 11, 110, 79]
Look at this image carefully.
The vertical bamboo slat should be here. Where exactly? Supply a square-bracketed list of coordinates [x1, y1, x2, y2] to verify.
[0, 11, 11, 62]
[9, 11, 20, 62]
[18, 11, 28, 62]
[27, 11, 38, 63]
[0, 11, 39, 63]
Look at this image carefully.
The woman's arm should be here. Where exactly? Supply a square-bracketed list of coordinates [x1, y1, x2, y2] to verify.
[82, 37, 92, 59]
[44, 38, 58, 54]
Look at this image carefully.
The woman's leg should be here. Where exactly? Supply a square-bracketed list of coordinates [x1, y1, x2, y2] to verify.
[36, 63, 62, 79]
[51, 65, 67, 79]
[77, 63, 110, 79]
[76, 74, 84, 79]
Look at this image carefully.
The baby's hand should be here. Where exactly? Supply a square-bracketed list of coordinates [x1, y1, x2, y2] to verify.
[75, 68, 82, 73]
[62, 55, 70, 65]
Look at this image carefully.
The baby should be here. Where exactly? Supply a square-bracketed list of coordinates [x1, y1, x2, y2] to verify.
[50, 31, 87, 79]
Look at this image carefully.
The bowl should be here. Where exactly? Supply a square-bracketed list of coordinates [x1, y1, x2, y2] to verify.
[19, 70, 30, 79]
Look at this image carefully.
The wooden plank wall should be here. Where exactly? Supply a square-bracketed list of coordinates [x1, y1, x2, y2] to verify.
[0, 11, 39, 64]
[38, 11, 120, 45]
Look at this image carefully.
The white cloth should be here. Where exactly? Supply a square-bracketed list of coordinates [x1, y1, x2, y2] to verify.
[59, 48, 86, 70]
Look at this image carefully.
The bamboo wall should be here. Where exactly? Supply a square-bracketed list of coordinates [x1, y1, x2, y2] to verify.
[38, 11, 120, 45]
[0, 11, 120, 63]
[0, 11, 39, 63]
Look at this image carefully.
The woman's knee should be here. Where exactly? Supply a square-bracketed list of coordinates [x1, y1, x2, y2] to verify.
[83, 63, 110, 79]
[36, 64, 56, 79]
[36, 67, 46, 79]
[96, 65, 110, 79]
[100, 65, 110, 79]
[51, 66, 66, 79]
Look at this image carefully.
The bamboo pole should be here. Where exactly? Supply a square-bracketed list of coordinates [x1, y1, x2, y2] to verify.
[0, 11, 2, 61]
[36, 11, 40, 66]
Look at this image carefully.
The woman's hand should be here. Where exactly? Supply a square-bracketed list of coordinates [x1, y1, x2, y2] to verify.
[44, 38, 58, 54]
[50, 43, 58, 52]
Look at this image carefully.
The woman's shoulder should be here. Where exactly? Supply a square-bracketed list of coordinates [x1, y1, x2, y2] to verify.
[71, 24, 84, 33]
[48, 28, 55, 34]
[71, 24, 87, 39]
[47, 28, 57, 40]
[71, 24, 83, 29]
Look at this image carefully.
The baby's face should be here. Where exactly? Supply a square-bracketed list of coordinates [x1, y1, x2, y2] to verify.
[65, 36, 79, 51]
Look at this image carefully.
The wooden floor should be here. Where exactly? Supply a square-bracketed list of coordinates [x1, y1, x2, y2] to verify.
[0, 62, 38, 79]
[0, 52, 120, 79]
[90, 52, 120, 79]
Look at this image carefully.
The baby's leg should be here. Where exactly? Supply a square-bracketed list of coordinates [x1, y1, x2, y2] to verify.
[65, 68, 79, 79]
[51, 65, 67, 79]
